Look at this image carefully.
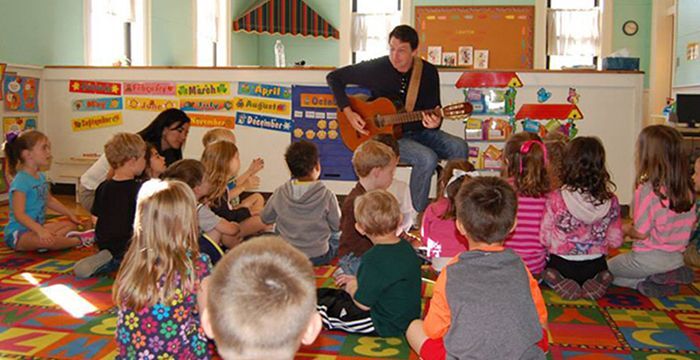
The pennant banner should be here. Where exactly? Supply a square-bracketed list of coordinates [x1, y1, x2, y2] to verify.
[123, 82, 176, 96]
[69, 80, 122, 95]
[72, 113, 123, 132]
[176, 82, 230, 97]
[235, 112, 292, 133]
[233, 96, 291, 117]
[180, 99, 234, 112]
[237, 82, 291, 100]
[125, 97, 179, 112]
[3, 74, 40, 112]
[190, 114, 236, 129]
[72, 97, 123, 111]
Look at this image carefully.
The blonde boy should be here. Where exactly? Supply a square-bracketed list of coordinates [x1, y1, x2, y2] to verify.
[202, 235, 321, 360]
[318, 190, 421, 336]
[73, 133, 146, 278]
[338, 140, 397, 275]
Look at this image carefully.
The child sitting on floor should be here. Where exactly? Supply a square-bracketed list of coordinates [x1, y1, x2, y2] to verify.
[74, 133, 147, 278]
[3, 130, 92, 252]
[261, 141, 341, 265]
[318, 190, 422, 337]
[201, 235, 321, 360]
[406, 176, 548, 360]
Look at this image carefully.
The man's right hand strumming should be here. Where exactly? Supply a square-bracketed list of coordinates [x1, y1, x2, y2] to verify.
[343, 106, 369, 135]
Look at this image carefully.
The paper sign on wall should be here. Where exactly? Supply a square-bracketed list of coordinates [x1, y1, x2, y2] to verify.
[72, 113, 123, 132]
[123, 82, 176, 96]
[0, 63, 6, 97]
[176, 82, 230, 97]
[235, 112, 292, 133]
[190, 114, 236, 129]
[237, 82, 291, 100]
[233, 97, 291, 116]
[125, 97, 178, 112]
[3, 74, 39, 112]
[180, 99, 234, 112]
[72, 97, 123, 111]
[69, 80, 122, 95]
[3, 116, 37, 134]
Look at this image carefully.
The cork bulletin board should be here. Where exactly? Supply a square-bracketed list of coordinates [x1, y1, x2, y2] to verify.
[415, 6, 535, 69]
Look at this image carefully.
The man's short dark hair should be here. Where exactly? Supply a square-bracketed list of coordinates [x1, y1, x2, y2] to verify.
[285, 141, 319, 178]
[455, 176, 517, 244]
[389, 25, 419, 50]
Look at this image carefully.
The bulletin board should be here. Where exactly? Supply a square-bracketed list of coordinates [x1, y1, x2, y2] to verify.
[415, 6, 534, 69]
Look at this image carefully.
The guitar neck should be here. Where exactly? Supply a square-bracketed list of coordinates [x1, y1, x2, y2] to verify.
[378, 108, 443, 126]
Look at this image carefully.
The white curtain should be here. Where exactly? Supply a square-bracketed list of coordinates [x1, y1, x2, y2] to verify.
[547, 9, 600, 56]
[351, 13, 399, 52]
[103, 0, 135, 22]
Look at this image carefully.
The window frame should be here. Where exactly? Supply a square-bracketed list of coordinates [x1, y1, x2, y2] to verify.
[351, 0, 404, 64]
[194, 0, 231, 67]
[84, 0, 151, 66]
[545, 0, 601, 70]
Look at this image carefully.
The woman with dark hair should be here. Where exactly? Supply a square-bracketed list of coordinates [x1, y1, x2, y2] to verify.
[78, 108, 191, 211]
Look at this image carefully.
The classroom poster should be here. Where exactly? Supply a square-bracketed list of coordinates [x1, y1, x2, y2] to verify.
[125, 97, 178, 112]
[69, 80, 122, 95]
[233, 97, 291, 117]
[72, 97, 123, 111]
[189, 114, 236, 129]
[235, 112, 292, 133]
[71, 113, 123, 132]
[180, 99, 234, 112]
[176, 82, 230, 97]
[291, 85, 370, 181]
[3, 74, 39, 112]
[3, 116, 37, 134]
[0, 63, 6, 97]
[237, 82, 291, 100]
[123, 81, 176, 96]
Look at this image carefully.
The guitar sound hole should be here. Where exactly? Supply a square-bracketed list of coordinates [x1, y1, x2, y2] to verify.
[375, 115, 383, 128]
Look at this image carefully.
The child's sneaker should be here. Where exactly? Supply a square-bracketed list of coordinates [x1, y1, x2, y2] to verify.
[67, 229, 96, 247]
[638, 279, 680, 298]
[542, 268, 582, 300]
[74, 249, 113, 278]
[648, 266, 694, 285]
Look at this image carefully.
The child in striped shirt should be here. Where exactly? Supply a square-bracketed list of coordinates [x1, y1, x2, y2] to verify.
[609, 125, 696, 297]
[540, 137, 623, 300]
[503, 132, 550, 276]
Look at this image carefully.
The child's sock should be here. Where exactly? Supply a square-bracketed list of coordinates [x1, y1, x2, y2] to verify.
[637, 279, 680, 298]
[648, 266, 694, 285]
[581, 270, 613, 300]
[542, 268, 581, 300]
[67, 229, 96, 247]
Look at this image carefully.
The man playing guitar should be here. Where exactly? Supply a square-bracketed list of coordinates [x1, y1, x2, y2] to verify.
[327, 25, 468, 213]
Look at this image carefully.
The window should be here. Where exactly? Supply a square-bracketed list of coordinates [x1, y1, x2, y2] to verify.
[352, 0, 401, 64]
[86, 0, 148, 66]
[547, 0, 600, 70]
[196, 0, 229, 66]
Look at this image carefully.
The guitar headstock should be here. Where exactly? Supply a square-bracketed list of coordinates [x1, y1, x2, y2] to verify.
[442, 102, 473, 120]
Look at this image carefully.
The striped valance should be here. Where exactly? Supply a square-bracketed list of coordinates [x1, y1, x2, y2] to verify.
[233, 0, 339, 39]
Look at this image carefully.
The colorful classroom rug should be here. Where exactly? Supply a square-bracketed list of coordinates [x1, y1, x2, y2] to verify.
[0, 216, 699, 359]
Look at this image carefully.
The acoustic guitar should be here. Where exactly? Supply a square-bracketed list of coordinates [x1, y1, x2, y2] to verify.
[337, 95, 473, 151]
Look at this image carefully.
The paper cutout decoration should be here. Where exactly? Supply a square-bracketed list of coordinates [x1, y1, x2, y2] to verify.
[567, 87, 580, 104]
[458, 46, 473, 66]
[3, 74, 39, 112]
[443, 52, 457, 67]
[455, 72, 523, 88]
[190, 114, 236, 129]
[482, 145, 503, 169]
[3, 116, 37, 134]
[69, 80, 122, 95]
[0, 63, 6, 97]
[484, 118, 512, 141]
[125, 97, 179, 112]
[427, 46, 442, 65]
[180, 99, 234, 112]
[474, 50, 489, 69]
[233, 97, 291, 117]
[233, 0, 339, 39]
[72, 113, 123, 132]
[515, 104, 584, 120]
[238, 82, 291, 100]
[72, 97, 123, 111]
[505, 87, 517, 115]
[176, 82, 230, 97]
[468, 146, 481, 168]
[123, 82, 176, 96]
[235, 112, 291, 132]
[464, 118, 484, 140]
[537, 88, 552, 103]
[522, 119, 541, 133]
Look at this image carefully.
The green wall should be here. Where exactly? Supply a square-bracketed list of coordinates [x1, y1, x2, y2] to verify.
[612, 0, 652, 88]
[675, 0, 700, 87]
[0, 0, 84, 65]
[151, 0, 194, 66]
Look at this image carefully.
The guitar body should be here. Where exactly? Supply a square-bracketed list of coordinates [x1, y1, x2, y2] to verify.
[338, 96, 402, 151]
